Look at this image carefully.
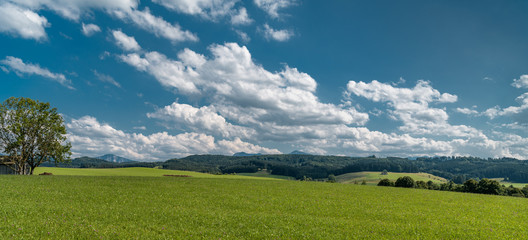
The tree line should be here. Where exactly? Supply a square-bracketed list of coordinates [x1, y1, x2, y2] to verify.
[378, 176, 528, 198]
[49, 154, 528, 183]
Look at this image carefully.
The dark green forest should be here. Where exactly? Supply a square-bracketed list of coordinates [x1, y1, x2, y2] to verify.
[43, 154, 528, 183]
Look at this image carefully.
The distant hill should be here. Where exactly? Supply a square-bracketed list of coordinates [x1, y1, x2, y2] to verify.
[96, 154, 135, 163]
[233, 152, 262, 157]
[289, 150, 311, 155]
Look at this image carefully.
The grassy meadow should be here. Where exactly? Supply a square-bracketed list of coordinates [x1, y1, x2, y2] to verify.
[336, 171, 448, 185]
[1, 168, 528, 239]
[34, 167, 281, 180]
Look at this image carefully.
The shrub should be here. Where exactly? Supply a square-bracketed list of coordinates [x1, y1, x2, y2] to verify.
[395, 176, 415, 188]
[377, 178, 394, 186]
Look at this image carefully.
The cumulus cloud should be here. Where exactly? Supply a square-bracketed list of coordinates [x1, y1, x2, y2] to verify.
[112, 30, 141, 51]
[456, 107, 478, 115]
[235, 30, 250, 42]
[7, 0, 139, 21]
[66, 116, 279, 160]
[0, 2, 49, 41]
[230, 7, 253, 25]
[120, 42, 368, 129]
[152, 0, 240, 21]
[92, 70, 121, 88]
[113, 8, 198, 43]
[512, 75, 528, 89]
[147, 102, 255, 139]
[346, 80, 484, 138]
[261, 24, 293, 41]
[81, 23, 101, 36]
[116, 41, 528, 159]
[1, 56, 74, 89]
[5, 0, 196, 44]
[482, 93, 528, 122]
[254, 0, 295, 18]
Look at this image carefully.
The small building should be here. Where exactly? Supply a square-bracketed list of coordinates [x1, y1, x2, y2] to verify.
[0, 156, 20, 174]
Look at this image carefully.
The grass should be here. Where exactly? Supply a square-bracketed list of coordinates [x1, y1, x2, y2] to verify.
[2, 168, 528, 239]
[237, 170, 295, 180]
[33, 167, 282, 180]
[336, 171, 447, 185]
[1, 174, 528, 239]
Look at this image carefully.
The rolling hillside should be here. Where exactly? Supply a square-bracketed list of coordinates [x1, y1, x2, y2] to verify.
[336, 171, 448, 185]
[1, 175, 528, 239]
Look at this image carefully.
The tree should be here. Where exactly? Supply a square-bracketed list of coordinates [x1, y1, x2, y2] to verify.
[395, 176, 415, 188]
[327, 174, 337, 183]
[377, 178, 394, 186]
[477, 178, 502, 195]
[0, 97, 71, 175]
[463, 179, 479, 193]
[415, 180, 427, 189]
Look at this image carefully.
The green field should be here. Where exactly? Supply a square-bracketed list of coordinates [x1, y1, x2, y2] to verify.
[34, 167, 282, 180]
[237, 170, 295, 180]
[2, 168, 528, 239]
[336, 171, 448, 185]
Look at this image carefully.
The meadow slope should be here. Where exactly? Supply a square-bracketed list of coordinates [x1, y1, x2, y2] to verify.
[1, 172, 528, 239]
[336, 171, 448, 185]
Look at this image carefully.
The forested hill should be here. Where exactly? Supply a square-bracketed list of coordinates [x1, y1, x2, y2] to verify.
[42, 154, 528, 183]
[162, 155, 528, 183]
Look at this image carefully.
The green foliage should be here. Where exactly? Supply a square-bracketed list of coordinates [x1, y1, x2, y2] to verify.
[0, 97, 71, 174]
[377, 178, 394, 186]
[477, 178, 502, 195]
[381, 176, 528, 198]
[2, 175, 528, 239]
[327, 174, 336, 183]
[33, 167, 283, 180]
[463, 179, 479, 193]
[337, 171, 447, 185]
[44, 154, 528, 183]
[395, 176, 415, 188]
[415, 180, 427, 189]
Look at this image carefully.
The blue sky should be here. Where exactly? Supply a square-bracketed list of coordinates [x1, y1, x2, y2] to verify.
[2, 0, 528, 161]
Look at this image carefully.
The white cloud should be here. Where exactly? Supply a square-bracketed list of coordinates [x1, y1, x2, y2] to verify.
[254, 0, 295, 18]
[7, 0, 139, 21]
[1, 56, 74, 89]
[230, 7, 253, 25]
[92, 70, 121, 88]
[482, 93, 528, 122]
[113, 8, 198, 43]
[147, 102, 255, 139]
[6, 1, 196, 44]
[66, 116, 279, 160]
[117, 41, 528, 159]
[456, 107, 478, 115]
[261, 24, 293, 41]
[119, 51, 201, 94]
[120, 43, 369, 130]
[346, 80, 483, 138]
[152, 0, 239, 21]
[112, 30, 141, 51]
[81, 23, 101, 36]
[0, 2, 49, 41]
[235, 30, 250, 42]
[512, 75, 528, 89]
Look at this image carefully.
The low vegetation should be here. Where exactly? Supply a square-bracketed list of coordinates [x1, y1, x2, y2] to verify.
[47, 154, 528, 184]
[33, 167, 282, 180]
[379, 176, 528, 198]
[336, 171, 447, 185]
[2, 172, 528, 239]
